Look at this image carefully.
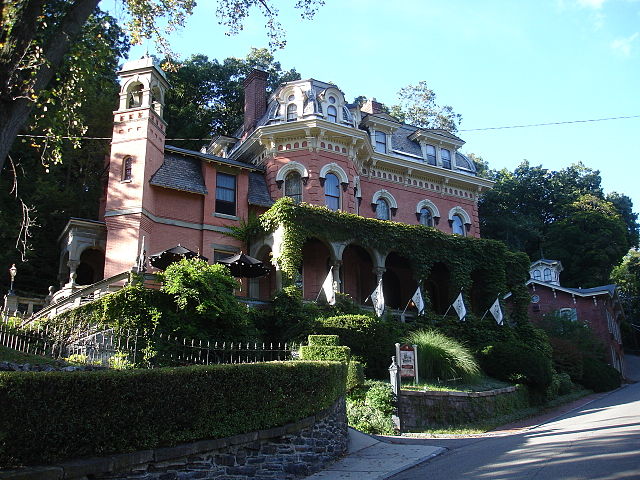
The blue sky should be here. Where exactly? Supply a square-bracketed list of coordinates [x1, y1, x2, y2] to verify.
[109, 0, 640, 213]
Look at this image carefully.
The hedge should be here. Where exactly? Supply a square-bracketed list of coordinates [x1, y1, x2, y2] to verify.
[0, 361, 346, 467]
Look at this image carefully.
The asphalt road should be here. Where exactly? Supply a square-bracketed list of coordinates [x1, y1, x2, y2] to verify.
[391, 360, 640, 479]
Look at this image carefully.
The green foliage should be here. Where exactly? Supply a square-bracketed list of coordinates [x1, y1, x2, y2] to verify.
[299, 345, 351, 363]
[403, 329, 480, 383]
[314, 314, 409, 379]
[108, 352, 135, 370]
[611, 249, 640, 350]
[346, 380, 396, 435]
[308, 335, 339, 346]
[0, 361, 346, 466]
[556, 372, 574, 396]
[479, 161, 634, 288]
[479, 342, 554, 393]
[346, 361, 365, 392]
[388, 81, 462, 132]
[579, 357, 621, 392]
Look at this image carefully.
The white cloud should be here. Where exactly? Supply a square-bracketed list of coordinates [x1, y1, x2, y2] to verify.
[611, 32, 639, 56]
[576, 0, 608, 8]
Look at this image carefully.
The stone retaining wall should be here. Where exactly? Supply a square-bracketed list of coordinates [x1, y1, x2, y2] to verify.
[398, 386, 524, 430]
[3, 398, 347, 480]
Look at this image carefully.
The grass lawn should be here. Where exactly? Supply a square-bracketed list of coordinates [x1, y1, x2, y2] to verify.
[0, 346, 62, 366]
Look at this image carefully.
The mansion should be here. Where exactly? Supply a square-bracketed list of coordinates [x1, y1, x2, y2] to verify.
[58, 56, 495, 310]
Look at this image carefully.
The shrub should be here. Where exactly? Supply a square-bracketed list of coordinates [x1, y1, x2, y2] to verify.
[315, 314, 409, 378]
[299, 345, 351, 362]
[308, 335, 339, 346]
[346, 361, 365, 392]
[403, 329, 480, 383]
[0, 361, 346, 466]
[346, 380, 396, 435]
[556, 372, 573, 395]
[549, 337, 584, 381]
[579, 357, 621, 392]
[479, 341, 554, 392]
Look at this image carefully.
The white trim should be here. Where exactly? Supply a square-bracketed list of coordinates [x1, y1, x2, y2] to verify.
[416, 199, 440, 217]
[448, 206, 471, 224]
[275, 161, 309, 182]
[372, 189, 398, 209]
[319, 162, 349, 184]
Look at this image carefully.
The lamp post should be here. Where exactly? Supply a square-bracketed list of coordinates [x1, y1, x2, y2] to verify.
[8, 264, 16, 295]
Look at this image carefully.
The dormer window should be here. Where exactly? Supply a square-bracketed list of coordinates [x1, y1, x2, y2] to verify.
[327, 105, 338, 123]
[287, 103, 298, 122]
[374, 131, 387, 153]
[441, 149, 451, 169]
[533, 269, 541, 280]
[544, 268, 552, 282]
[426, 145, 436, 165]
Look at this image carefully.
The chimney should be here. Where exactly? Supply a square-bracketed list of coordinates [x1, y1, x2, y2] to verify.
[243, 68, 268, 135]
[361, 97, 385, 115]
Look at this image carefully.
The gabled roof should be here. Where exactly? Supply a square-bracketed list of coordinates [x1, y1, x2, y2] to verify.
[165, 145, 256, 171]
[526, 279, 617, 298]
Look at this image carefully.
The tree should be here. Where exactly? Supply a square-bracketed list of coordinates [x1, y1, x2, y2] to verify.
[388, 81, 462, 132]
[164, 48, 300, 149]
[610, 249, 640, 350]
[0, 0, 324, 172]
[544, 195, 629, 287]
[606, 192, 640, 248]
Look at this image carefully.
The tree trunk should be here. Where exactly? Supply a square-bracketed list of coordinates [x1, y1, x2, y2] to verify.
[0, 0, 101, 174]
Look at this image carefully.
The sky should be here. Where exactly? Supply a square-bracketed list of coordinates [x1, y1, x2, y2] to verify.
[105, 0, 640, 213]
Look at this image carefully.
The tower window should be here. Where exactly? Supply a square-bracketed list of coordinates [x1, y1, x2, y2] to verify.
[533, 269, 541, 280]
[122, 156, 132, 181]
[324, 173, 340, 211]
[215, 173, 236, 216]
[544, 268, 552, 282]
[127, 84, 143, 108]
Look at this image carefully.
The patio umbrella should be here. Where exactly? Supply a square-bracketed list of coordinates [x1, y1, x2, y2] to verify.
[149, 244, 208, 270]
[217, 252, 270, 278]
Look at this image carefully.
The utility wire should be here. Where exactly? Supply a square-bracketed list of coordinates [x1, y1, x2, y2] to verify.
[16, 113, 640, 140]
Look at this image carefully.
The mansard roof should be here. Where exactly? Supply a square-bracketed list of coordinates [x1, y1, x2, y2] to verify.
[248, 172, 274, 208]
[150, 151, 208, 195]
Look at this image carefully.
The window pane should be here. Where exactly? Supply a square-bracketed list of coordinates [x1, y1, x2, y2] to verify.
[324, 173, 340, 211]
[420, 207, 432, 226]
[216, 173, 236, 215]
[376, 198, 390, 220]
[287, 104, 297, 122]
[441, 149, 451, 169]
[375, 131, 387, 153]
[327, 105, 337, 122]
[285, 171, 302, 203]
[426, 145, 436, 165]
[452, 215, 465, 235]
[544, 268, 552, 281]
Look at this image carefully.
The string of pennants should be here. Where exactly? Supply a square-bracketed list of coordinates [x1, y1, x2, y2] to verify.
[318, 269, 505, 325]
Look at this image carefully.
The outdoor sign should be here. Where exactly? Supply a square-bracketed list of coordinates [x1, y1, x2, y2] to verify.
[398, 344, 417, 378]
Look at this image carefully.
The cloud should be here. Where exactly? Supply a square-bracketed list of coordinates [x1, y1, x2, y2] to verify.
[611, 32, 639, 55]
[576, 0, 608, 8]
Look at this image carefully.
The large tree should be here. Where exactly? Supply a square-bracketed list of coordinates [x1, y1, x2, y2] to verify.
[164, 48, 300, 150]
[610, 249, 640, 350]
[0, 0, 324, 173]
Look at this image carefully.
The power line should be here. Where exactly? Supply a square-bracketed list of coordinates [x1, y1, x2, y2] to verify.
[15, 113, 640, 140]
[459, 114, 640, 132]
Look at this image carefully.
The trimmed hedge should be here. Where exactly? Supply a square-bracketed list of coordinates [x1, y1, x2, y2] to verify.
[0, 361, 346, 467]
[308, 335, 340, 346]
[299, 345, 351, 363]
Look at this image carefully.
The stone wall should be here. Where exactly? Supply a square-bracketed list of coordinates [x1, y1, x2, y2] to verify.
[398, 386, 524, 430]
[4, 398, 347, 480]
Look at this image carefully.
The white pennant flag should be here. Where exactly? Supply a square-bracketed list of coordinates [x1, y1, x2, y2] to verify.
[411, 286, 425, 315]
[490, 298, 503, 325]
[321, 267, 336, 305]
[370, 279, 385, 317]
[452, 292, 466, 321]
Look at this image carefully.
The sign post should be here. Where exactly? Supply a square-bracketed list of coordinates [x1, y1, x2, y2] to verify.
[395, 343, 419, 385]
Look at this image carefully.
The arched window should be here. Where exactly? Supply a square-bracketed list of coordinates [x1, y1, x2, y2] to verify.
[426, 145, 436, 165]
[376, 198, 390, 220]
[419, 207, 433, 226]
[533, 269, 541, 280]
[284, 171, 302, 203]
[122, 156, 132, 181]
[544, 268, 552, 282]
[327, 105, 338, 122]
[287, 103, 297, 122]
[374, 131, 387, 153]
[324, 173, 340, 211]
[127, 84, 143, 108]
[452, 214, 465, 235]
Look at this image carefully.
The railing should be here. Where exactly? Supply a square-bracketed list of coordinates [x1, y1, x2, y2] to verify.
[0, 317, 297, 368]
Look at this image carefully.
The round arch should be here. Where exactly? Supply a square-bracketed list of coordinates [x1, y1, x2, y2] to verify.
[319, 162, 349, 185]
[372, 189, 398, 210]
[448, 206, 471, 225]
[275, 161, 310, 183]
[416, 199, 440, 217]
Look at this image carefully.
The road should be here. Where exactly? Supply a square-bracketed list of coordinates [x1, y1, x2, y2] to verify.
[391, 359, 640, 479]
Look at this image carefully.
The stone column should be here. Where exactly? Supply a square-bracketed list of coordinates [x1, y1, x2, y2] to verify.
[373, 266, 386, 284]
[332, 260, 343, 293]
[67, 260, 80, 287]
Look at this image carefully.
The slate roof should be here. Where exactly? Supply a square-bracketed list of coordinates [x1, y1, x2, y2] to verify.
[392, 125, 423, 158]
[248, 172, 274, 207]
[526, 280, 617, 297]
[150, 152, 208, 195]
